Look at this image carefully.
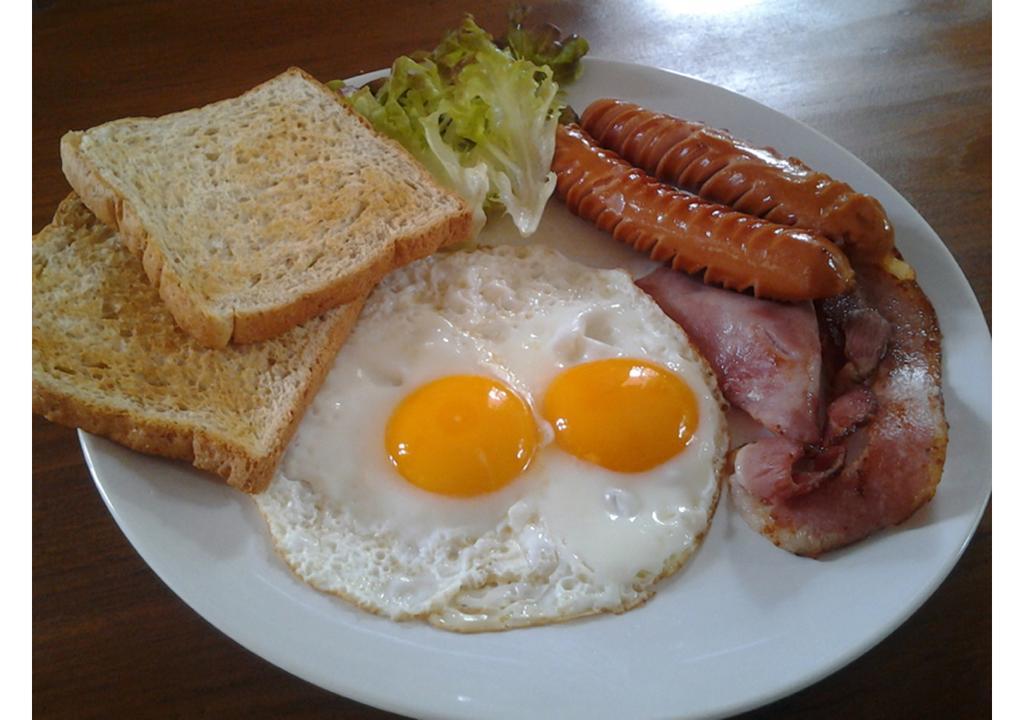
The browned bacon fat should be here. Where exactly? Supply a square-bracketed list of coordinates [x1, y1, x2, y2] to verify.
[553, 123, 855, 301]
[580, 99, 896, 263]
[729, 263, 947, 557]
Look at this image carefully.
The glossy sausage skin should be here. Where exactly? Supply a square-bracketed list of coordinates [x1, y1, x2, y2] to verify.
[580, 99, 895, 262]
[553, 124, 854, 301]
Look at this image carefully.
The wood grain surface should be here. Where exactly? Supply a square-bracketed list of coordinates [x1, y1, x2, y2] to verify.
[32, 0, 991, 717]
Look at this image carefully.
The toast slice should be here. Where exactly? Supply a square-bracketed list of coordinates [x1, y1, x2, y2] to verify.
[61, 67, 471, 348]
[32, 194, 365, 493]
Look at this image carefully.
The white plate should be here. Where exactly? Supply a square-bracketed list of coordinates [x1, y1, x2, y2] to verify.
[80, 59, 992, 720]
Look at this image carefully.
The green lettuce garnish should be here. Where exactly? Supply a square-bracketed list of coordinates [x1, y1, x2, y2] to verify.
[501, 6, 589, 85]
[345, 15, 586, 237]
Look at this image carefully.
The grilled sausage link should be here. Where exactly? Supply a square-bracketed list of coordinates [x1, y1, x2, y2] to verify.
[580, 99, 895, 263]
[553, 124, 854, 301]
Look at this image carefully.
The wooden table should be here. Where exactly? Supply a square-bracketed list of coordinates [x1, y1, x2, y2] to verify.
[33, 1, 991, 717]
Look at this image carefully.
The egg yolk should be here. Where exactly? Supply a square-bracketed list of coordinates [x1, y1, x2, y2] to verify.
[542, 358, 699, 473]
[385, 375, 538, 497]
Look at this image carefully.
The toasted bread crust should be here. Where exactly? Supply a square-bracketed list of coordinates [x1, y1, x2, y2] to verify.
[33, 194, 369, 492]
[33, 382, 198, 462]
[60, 67, 473, 349]
[33, 296, 364, 493]
[230, 207, 471, 344]
[61, 132, 234, 348]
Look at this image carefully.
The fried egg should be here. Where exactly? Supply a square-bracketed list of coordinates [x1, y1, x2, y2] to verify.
[254, 245, 728, 631]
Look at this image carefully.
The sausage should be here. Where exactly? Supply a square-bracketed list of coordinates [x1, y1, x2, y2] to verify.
[580, 99, 896, 263]
[553, 123, 854, 301]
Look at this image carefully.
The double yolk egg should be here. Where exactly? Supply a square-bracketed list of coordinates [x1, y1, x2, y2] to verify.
[256, 246, 726, 631]
[385, 358, 699, 497]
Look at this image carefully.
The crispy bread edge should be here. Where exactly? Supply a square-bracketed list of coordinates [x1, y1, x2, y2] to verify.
[230, 203, 472, 344]
[60, 131, 233, 348]
[60, 68, 472, 349]
[33, 288, 366, 494]
[206, 295, 367, 492]
[229, 67, 473, 343]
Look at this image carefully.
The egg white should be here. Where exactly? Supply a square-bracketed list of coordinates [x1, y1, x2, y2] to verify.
[255, 245, 728, 631]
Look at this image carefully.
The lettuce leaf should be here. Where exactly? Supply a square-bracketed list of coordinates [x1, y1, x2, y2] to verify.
[346, 15, 584, 237]
[501, 6, 589, 85]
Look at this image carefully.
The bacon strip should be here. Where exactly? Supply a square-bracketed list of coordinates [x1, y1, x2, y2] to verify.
[825, 387, 877, 443]
[733, 438, 845, 503]
[730, 262, 947, 556]
[636, 267, 824, 443]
